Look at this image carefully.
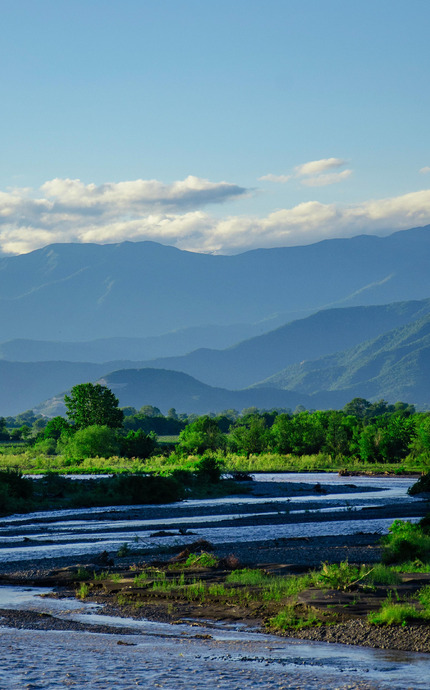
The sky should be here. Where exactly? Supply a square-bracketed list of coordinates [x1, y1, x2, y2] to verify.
[1, 0, 430, 255]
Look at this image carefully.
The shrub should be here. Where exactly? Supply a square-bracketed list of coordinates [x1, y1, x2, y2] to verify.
[184, 552, 219, 568]
[382, 520, 430, 564]
[196, 455, 223, 483]
[61, 425, 119, 461]
[408, 473, 430, 495]
[315, 561, 363, 590]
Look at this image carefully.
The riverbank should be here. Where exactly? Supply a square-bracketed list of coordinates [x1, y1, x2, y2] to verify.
[1, 528, 429, 654]
[61, 537, 430, 654]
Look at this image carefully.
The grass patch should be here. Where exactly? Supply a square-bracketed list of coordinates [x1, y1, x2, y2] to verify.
[183, 552, 219, 569]
[362, 564, 402, 586]
[269, 605, 321, 630]
[133, 572, 149, 586]
[76, 583, 90, 599]
[390, 560, 430, 573]
[226, 569, 269, 586]
[185, 579, 206, 602]
[208, 583, 229, 596]
[418, 584, 430, 609]
[367, 591, 430, 626]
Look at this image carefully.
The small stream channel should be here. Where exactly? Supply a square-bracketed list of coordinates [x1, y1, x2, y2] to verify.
[0, 473, 428, 688]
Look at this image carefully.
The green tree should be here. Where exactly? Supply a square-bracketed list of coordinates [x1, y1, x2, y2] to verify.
[229, 416, 270, 457]
[177, 416, 226, 455]
[343, 397, 372, 419]
[43, 416, 71, 441]
[119, 429, 157, 459]
[323, 410, 355, 458]
[0, 418, 9, 442]
[358, 423, 384, 463]
[269, 413, 293, 454]
[65, 383, 123, 429]
[139, 405, 162, 417]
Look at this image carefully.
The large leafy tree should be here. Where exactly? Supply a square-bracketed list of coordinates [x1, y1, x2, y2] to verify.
[64, 383, 124, 429]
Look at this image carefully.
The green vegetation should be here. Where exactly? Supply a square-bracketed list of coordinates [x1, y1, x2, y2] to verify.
[2, 391, 430, 478]
[381, 519, 430, 564]
[73, 520, 430, 634]
[368, 586, 430, 626]
[269, 606, 321, 630]
[183, 552, 219, 568]
[76, 583, 90, 599]
[0, 471, 185, 516]
[65, 383, 124, 429]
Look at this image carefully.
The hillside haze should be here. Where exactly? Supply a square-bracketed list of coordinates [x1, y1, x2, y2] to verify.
[256, 313, 430, 406]
[4, 297, 430, 416]
[139, 298, 430, 389]
[1, 225, 430, 341]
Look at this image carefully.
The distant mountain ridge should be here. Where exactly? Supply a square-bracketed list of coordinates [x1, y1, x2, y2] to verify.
[1, 225, 430, 341]
[0, 321, 272, 363]
[255, 314, 430, 406]
[3, 296, 430, 416]
[138, 298, 430, 389]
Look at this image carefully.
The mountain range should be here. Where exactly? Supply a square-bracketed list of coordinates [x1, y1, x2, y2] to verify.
[1, 225, 430, 416]
[1, 225, 430, 342]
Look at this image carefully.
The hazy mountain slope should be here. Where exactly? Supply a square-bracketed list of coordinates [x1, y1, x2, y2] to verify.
[36, 368, 314, 418]
[0, 359, 150, 415]
[139, 298, 430, 389]
[3, 297, 430, 415]
[1, 225, 430, 341]
[0, 321, 270, 363]
[256, 315, 430, 405]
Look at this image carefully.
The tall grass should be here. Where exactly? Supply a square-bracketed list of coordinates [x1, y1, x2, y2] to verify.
[0, 448, 425, 475]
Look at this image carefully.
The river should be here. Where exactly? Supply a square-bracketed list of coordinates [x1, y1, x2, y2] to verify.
[0, 472, 428, 689]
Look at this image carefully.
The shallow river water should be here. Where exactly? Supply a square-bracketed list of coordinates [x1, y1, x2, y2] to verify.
[0, 586, 429, 690]
[0, 473, 421, 562]
[0, 473, 428, 689]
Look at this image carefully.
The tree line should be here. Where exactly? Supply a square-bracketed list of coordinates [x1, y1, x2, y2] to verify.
[1, 384, 429, 465]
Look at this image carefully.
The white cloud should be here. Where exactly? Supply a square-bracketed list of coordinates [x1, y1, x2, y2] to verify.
[1, 177, 430, 255]
[420, 167, 430, 174]
[39, 175, 247, 211]
[294, 157, 347, 177]
[301, 169, 353, 187]
[260, 157, 350, 188]
[258, 173, 292, 183]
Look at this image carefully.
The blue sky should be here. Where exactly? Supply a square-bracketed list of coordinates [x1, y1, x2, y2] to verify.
[1, 0, 430, 254]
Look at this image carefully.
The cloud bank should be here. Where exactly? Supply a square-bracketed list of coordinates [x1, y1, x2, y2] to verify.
[1, 175, 430, 255]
